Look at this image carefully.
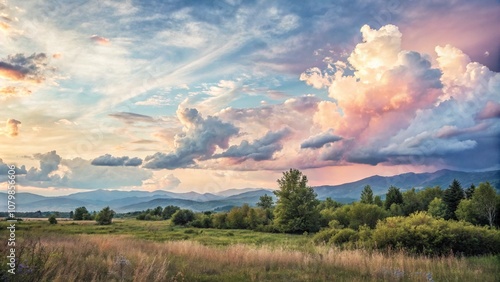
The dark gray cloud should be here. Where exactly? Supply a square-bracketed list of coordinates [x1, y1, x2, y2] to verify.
[143, 107, 239, 169]
[109, 112, 156, 124]
[300, 129, 342, 149]
[0, 53, 51, 82]
[0, 159, 27, 175]
[214, 127, 291, 162]
[26, 150, 62, 181]
[91, 154, 143, 166]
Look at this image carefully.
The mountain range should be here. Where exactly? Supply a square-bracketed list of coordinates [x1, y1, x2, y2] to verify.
[1, 169, 498, 213]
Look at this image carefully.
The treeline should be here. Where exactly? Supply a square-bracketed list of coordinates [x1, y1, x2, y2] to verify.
[156, 169, 500, 256]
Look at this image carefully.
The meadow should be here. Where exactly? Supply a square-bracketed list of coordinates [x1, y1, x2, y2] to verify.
[1, 219, 499, 281]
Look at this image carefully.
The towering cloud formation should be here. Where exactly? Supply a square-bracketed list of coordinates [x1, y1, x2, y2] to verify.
[304, 24, 500, 169]
[143, 107, 239, 169]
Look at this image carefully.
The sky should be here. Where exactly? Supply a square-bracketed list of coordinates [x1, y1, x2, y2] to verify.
[0, 0, 499, 196]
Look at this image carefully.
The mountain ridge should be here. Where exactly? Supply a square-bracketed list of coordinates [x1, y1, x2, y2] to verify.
[1, 169, 498, 212]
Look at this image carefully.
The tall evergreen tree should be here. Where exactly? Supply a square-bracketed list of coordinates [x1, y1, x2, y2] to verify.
[273, 169, 320, 233]
[257, 194, 274, 209]
[465, 184, 476, 199]
[442, 179, 464, 220]
[384, 186, 403, 210]
[360, 185, 374, 204]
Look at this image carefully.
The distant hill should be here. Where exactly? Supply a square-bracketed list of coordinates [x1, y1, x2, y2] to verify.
[215, 188, 266, 197]
[1, 169, 498, 212]
[313, 169, 500, 202]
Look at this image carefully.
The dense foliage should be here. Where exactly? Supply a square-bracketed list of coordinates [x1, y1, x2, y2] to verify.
[273, 169, 321, 233]
[65, 170, 500, 256]
[96, 206, 115, 225]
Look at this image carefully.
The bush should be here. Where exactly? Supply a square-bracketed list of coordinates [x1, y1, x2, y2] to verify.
[171, 209, 195, 226]
[96, 207, 115, 225]
[48, 215, 57, 224]
[313, 228, 339, 244]
[372, 212, 500, 256]
[331, 229, 357, 245]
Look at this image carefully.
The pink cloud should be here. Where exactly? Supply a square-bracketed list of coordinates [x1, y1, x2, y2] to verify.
[90, 35, 110, 45]
[477, 101, 500, 120]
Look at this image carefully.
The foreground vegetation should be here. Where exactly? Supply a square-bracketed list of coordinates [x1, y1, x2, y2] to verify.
[2, 168, 499, 280]
[1, 220, 499, 281]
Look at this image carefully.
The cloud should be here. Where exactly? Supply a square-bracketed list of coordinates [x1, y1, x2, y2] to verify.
[109, 112, 156, 124]
[135, 95, 172, 106]
[143, 107, 239, 169]
[3, 118, 21, 137]
[17, 151, 152, 189]
[57, 157, 152, 189]
[91, 154, 143, 166]
[0, 86, 32, 96]
[299, 67, 332, 89]
[214, 127, 291, 162]
[26, 150, 62, 181]
[300, 129, 342, 149]
[143, 173, 181, 191]
[90, 35, 110, 45]
[477, 101, 500, 120]
[0, 159, 27, 176]
[0, 53, 52, 83]
[306, 24, 499, 170]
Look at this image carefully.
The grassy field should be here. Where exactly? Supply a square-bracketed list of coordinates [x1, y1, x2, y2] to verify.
[1, 219, 499, 281]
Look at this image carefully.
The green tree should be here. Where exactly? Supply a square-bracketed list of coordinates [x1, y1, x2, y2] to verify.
[360, 185, 374, 204]
[318, 197, 342, 210]
[389, 203, 404, 216]
[69, 211, 74, 219]
[171, 209, 195, 226]
[385, 186, 403, 210]
[402, 188, 421, 216]
[455, 199, 478, 224]
[227, 205, 248, 229]
[465, 184, 475, 199]
[162, 205, 181, 219]
[212, 212, 227, 229]
[471, 182, 497, 227]
[257, 194, 274, 209]
[95, 206, 115, 225]
[347, 203, 387, 229]
[427, 197, 447, 219]
[73, 206, 90, 220]
[48, 214, 57, 224]
[416, 186, 443, 210]
[374, 195, 383, 207]
[442, 179, 464, 220]
[273, 169, 320, 233]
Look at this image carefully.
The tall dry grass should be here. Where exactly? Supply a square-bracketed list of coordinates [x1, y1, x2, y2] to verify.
[4, 234, 499, 281]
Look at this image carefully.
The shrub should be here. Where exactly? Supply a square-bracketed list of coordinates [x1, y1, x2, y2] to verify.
[171, 209, 195, 226]
[48, 215, 57, 224]
[95, 207, 115, 225]
[372, 212, 500, 256]
[331, 229, 357, 246]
